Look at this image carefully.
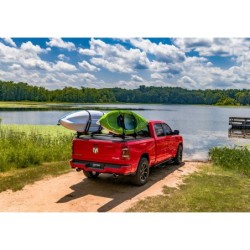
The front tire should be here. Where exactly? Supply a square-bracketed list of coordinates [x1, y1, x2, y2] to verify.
[131, 157, 149, 186]
[173, 144, 183, 165]
[83, 170, 100, 178]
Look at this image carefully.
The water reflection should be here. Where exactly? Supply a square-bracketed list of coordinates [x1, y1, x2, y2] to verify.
[228, 128, 250, 139]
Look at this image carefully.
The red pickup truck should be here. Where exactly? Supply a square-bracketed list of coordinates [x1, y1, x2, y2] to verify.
[70, 120, 183, 185]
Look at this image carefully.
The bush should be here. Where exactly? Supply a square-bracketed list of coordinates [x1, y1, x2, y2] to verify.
[209, 146, 250, 176]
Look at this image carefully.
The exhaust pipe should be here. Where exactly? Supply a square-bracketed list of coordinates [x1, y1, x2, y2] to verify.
[113, 174, 119, 178]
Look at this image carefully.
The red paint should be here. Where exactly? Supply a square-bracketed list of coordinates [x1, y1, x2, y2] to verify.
[70, 120, 183, 176]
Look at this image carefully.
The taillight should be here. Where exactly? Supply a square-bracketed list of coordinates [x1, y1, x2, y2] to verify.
[122, 147, 130, 160]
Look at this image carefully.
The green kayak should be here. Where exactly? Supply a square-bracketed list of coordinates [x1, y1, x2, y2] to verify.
[98, 110, 148, 135]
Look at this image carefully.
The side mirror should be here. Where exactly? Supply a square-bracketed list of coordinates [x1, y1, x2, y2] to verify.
[173, 130, 179, 135]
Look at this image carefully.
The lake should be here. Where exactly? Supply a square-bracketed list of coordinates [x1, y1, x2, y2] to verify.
[1, 104, 250, 161]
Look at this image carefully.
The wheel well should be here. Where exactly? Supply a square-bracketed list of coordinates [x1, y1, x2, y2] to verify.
[141, 153, 149, 162]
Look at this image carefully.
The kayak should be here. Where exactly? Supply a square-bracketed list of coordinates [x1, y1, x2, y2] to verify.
[58, 110, 105, 133]
[97, 110, 148, 135]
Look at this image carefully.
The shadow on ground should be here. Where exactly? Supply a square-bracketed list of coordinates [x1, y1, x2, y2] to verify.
[57, 162, 185, 212]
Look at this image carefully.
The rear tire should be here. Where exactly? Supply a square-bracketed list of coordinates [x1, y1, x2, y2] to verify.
[173, 144, 183, 165]
[83, 170, 100, 178]
[131, 157, 149, 186]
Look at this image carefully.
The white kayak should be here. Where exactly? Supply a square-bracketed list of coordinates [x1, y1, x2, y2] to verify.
[58, 110, 105, 133]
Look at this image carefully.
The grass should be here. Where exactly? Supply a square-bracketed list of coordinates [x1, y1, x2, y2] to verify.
[0, 124, 74, 192]
[209, 146, 250, 176]
[0, 101, 165, 111]
[127, 164, 250, 212]
[0, 124, 74, 172]
[0, 101, 132, 111]
[127, 146, 250, 212]
[0, 161, 71, 192]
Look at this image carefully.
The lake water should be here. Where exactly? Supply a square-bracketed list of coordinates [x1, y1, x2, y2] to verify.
[1, 104, 250, 161]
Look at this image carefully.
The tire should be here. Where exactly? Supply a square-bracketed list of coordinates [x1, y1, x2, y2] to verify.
[173, 144, 183, 165]
[83, 170, 100, 178]
[131, 157, 149, 186]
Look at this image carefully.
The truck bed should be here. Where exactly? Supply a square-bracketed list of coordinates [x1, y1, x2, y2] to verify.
[77, 133, 151, 142]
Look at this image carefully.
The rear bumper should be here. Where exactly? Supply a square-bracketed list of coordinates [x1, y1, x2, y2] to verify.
[70, 159, 134, 175]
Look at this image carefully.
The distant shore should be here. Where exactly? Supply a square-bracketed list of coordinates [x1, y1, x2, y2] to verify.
[0, 101, 249, 111]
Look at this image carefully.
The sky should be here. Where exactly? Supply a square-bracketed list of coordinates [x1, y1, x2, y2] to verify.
[1, 37, 250, 90]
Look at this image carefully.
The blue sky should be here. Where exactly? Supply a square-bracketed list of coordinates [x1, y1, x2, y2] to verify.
[0, 37, 250, 90]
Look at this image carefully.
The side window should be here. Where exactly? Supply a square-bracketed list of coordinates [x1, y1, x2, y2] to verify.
[154, 124, 165, 137]
[163, 123, 172, 135]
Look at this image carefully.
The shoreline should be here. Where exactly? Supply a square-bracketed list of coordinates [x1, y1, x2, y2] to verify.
[0, 101, 249, 111]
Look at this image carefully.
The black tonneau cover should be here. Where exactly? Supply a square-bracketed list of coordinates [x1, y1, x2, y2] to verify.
[77, 133, 151, 142]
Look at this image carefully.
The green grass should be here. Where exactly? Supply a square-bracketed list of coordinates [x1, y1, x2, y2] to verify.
[128, 146, 250, 212]
[0, 161, 71, 192]
[0, 101, 141, 111]
[127, 165, 250, 212]
[0, 101, 47, 108]
[0, 124, 74, 172]
[209, 146, 250, 176]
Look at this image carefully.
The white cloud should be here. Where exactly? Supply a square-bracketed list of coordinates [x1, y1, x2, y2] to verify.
[173, 38, 250, 58]
[53, 61, 77, 71]
[149, 60, 183, 76]
[175, 55, 250, 89]
[91, 57, 133, 73]
[78, 60, 99, 71]
[79, 48, 96, 56]
[0, 42, 19, 62]
[20, 58, 52, 71]
[58, 54, 69, 61]
[10, 64, 22, 70]
[77, 73, 96, 82]
[131, 74, 144, 82]
[129, 38, 186, 63]
[46, 38, 75, 51]
[173, 38, 212, 51]
[178, 76, 197, 89]
[20, 41, 44, 54]
[0, 41, 51, 71]
[3, 38, 16, 47]
[83, 38, 150, 73]
[151, 73, 164, 79]
[116, 80, 136, 89]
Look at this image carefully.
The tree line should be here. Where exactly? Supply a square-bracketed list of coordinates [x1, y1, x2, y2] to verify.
[1, 80, 250, 105]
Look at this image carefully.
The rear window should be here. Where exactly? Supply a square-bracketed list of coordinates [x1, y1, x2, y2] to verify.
[137, 125, 150, 137]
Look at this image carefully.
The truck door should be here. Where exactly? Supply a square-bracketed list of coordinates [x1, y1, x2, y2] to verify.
[154, 123, 172, 163]
[162, 123, 176, 157]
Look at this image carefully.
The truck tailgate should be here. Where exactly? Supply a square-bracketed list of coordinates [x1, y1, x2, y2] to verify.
[72, 138, 126, 164]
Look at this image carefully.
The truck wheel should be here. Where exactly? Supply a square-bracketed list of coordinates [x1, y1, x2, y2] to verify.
[83, 170, 100, 178]
[131, 157, 149, 186]
[173, 145, 183, 165]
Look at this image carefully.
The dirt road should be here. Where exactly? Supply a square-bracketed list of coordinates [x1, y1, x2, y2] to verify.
[0, 162, 205, 212]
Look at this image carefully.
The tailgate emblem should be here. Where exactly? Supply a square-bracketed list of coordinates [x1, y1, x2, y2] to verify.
[93, 146, 99, 154]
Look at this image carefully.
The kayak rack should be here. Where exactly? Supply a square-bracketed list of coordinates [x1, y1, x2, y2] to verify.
[117, 113, 137, 139]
